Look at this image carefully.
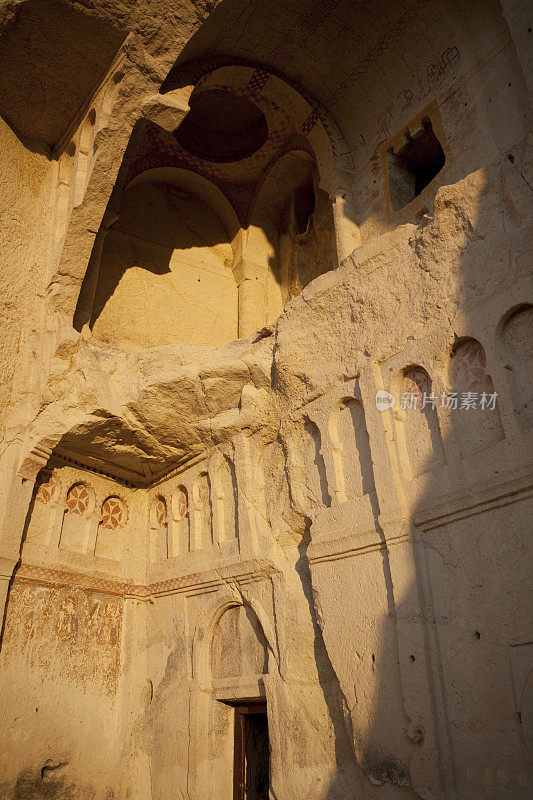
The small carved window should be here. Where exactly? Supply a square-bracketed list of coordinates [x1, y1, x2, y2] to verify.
[382, 103, 448, 216]
[387, 118, 445, 212]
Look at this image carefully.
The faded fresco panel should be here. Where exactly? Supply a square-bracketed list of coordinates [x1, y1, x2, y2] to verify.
[2, 580, 123, 696]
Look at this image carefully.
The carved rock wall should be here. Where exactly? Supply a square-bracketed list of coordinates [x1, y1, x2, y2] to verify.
[0, 1, 531, 799]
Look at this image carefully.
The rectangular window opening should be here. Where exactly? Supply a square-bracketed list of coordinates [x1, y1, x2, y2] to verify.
[387, 116, 446, 212]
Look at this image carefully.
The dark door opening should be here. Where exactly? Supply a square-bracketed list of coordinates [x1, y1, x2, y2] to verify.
[233, 701, 269, 800]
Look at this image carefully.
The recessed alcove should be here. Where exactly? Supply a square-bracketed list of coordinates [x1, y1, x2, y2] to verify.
[87, 180, 238, 351]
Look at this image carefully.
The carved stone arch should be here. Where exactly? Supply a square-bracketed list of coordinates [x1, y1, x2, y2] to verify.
[302, 416, 331, 510]
[497, 304, 533, 428]
[59, 480, 97, 554]
[250, 148, 317, 231]
[192, 593, 277, 685]
[253, 439, 274, 533]
[392, 365, 445, 480]
[211, 604, 268, 683]
[94, 494, 127, 560]
[213, 453, 239, 544]
[150, 493, 169, 561]
[328, 396, 375, 504]
[25, 469, 63, 548]
[193, 471, 213, 549]
[184, 65, 359, 263]
[246, 148, 331, 319]
[192, 596, 243, 685]
[446, 336, 505, 457]
[150, 493, 168, 528]
[34, 469, 62, 506]
[171, 484, 190, 556]
[126, 166, 243, 263]
[99, 494, 128, 529]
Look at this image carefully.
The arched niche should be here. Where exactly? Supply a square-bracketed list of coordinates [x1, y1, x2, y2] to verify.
[215, 456, 239, 543]
[394, 367, 445, 480]
[447, 338, 504, 458]
[499, 305, 533, 429]
[25, 471, 62, 548]
[77, 172, 239, 351]
[171, 485, 190, 556]
[211, 604, 268, 682]
[59, 482, 96, 553]
[302, 418, 331, 509]
[150, 495, 169, 561]
[94, 495, 127, 560]
[194, 472, 213, 550]
[328, 397, 375, 503]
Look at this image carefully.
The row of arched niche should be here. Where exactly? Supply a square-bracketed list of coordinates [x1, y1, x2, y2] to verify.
[27, 453, 241, 564]
[303, 305, 532, 509]
[28, 479, 128, 561]
[148, 455, 239, 562]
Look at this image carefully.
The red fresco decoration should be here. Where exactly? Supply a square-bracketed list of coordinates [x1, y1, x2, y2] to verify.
[451, 340, 487, 391]
[198, 474, 210, 504]
[36, 475, 60, 505]
[176, 489, 188, 520]
[66, 484, 91, 515]
[155, 497, 167, 526]
[402, 369, 431, 398]
[101, 497, 127, 530]
[1, 580, 123, 696]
